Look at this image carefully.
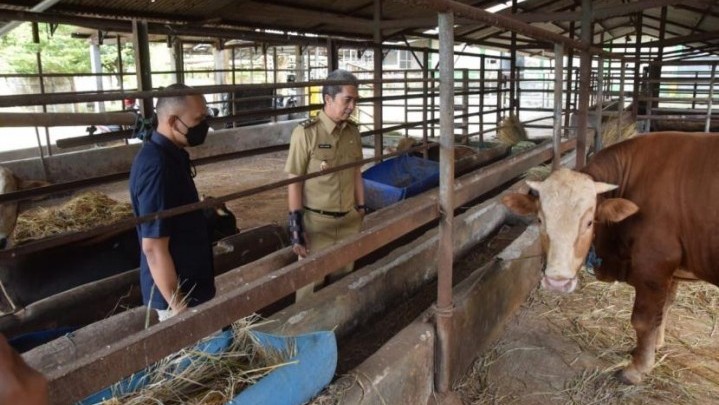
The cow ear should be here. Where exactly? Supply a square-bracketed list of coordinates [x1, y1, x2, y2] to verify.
[502, 193, 539, 216]
[596, 198, 638, 223]
[594, 181, 618, 194]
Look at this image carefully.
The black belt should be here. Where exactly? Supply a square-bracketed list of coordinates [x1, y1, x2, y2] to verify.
[304, 206, 349, 218]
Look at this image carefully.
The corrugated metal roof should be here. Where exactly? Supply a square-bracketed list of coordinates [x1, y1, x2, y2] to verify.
[0, 0, 717, 59]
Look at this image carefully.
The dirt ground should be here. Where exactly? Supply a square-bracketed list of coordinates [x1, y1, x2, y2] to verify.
[68, 150, 290, 231]
[454, 270, 719, 404]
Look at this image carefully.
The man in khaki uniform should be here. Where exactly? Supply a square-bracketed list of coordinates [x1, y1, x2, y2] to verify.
[285, 69, 366, 301]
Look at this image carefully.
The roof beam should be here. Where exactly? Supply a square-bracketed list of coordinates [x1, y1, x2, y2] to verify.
[0, 0, 62, 36]
[243, 0, 375, 28]
[513, 0, 711, 23]
[643, 29, 719, 47]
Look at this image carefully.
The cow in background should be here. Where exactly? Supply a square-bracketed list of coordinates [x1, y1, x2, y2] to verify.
[201, 196, 239, 242]
[502, 132, 719, 385]
[0, 167, 49, 250]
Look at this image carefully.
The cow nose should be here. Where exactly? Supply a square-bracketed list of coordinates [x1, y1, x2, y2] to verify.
[541, 276, 578, 293]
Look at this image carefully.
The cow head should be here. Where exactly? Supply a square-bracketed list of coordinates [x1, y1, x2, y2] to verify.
[502, 168, 638, 293]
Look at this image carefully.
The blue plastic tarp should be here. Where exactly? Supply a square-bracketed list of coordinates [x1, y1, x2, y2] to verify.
[77, 330, 337, 405]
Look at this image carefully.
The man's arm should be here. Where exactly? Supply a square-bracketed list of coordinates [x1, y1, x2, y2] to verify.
[288, 174, 309, 257]
[288, 174, 304, 212]
[142, 237, 186, 313]
[354, 166, 366, 217]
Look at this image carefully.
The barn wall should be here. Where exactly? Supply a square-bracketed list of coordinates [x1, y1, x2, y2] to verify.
[2, 119, 299, 183]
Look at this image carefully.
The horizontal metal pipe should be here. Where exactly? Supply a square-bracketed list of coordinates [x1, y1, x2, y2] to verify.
[0, 112, 136, 127]
[0, 77, 428, 108]
[636, 114, 719, 121]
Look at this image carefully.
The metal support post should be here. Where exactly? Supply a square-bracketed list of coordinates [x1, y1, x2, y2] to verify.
[132, 19, 153, 119]
[618, 62, 626, 137]
[422, 49, 429, 158]
[373, 0, 384, 159]
[594, 57, 604, 152]
[172, 37, 184, 84]
[479, 55, 485, 145]
[461, 69, 469, 145]
[705, 63, 716, 133]
[576, 0, 592, 169]
[553, 43, 564, 170]
[436, 9, 455, 395]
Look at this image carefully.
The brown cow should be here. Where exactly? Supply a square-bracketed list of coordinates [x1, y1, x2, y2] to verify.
[502, 132, 719, 385]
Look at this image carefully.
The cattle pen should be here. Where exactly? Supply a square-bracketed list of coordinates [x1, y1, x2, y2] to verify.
[1, 1, 719, 404]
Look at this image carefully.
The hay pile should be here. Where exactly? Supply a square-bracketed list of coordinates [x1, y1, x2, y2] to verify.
[523, 164, 553, 181]
[497, 115, 528, 146]
[455, 270, 719, 404]
[511, 140, 537, 154]
[101, 316, 295, 404]
[383, 137, 417, 156]
[13, 191, 133, 244]
[601, 117, 637, 147]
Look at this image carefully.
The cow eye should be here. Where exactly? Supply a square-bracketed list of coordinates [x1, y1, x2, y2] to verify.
[587, 219, 593, 228]
[537, 217, 543, 225]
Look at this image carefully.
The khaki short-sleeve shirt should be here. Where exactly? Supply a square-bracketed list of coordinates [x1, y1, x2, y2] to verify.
[285, 110, 363, 212]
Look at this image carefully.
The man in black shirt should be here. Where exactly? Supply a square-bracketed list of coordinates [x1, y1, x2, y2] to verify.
[129, 84, 215, 321]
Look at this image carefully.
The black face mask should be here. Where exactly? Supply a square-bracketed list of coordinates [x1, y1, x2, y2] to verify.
[176, 117, 209, 147]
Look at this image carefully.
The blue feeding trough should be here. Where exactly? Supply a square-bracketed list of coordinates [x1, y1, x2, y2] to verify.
[229, 331, 336, 405]
[362, 155, 440, 211]
[78, 330, 337, 405]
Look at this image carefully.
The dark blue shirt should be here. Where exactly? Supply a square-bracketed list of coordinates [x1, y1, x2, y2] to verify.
[129, 131, 215, 310]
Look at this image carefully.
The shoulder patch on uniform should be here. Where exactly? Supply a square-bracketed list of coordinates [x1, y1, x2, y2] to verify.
[300, 117, 319, 128]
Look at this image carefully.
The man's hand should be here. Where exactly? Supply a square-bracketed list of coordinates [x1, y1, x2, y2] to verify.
[292, 235, 310, 258]
[355, 204, 367, 219]
[288, 210, 309, 258]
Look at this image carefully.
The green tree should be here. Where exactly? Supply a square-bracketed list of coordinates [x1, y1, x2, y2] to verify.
[0, 22, 134, 75]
